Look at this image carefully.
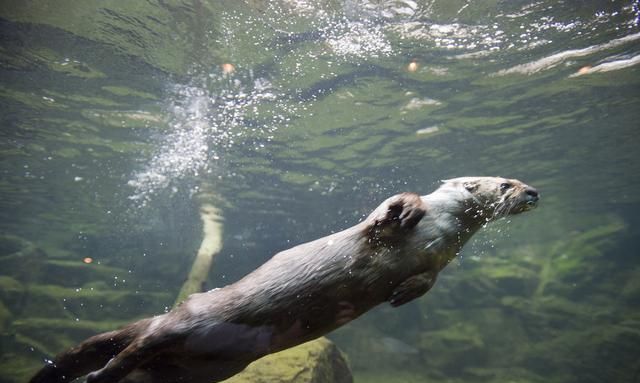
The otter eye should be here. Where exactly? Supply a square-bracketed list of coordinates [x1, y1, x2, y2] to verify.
[500, 182, 512, 191]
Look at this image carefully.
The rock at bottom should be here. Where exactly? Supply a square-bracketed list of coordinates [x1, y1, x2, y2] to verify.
[222, 337, 352, 383]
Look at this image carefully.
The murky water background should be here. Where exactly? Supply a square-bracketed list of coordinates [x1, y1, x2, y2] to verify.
[1, 1, 639, 382]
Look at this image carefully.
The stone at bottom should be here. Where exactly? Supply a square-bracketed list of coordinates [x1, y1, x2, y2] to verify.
[222, 337, 352, 383]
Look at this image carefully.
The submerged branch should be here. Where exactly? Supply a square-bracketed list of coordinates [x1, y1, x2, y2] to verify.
[174, 202, 223, 306]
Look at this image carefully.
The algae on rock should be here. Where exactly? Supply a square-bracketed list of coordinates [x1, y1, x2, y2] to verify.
[223, 337, 352, 383]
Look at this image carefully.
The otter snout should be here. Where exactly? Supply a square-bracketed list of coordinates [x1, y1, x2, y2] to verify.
[525, 186, 538, 198]
[525, 186, 539, 201]
[523, 185, 540, 209]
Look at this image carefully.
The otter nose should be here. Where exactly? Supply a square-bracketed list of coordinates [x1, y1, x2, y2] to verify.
[525, 187, 539, 200]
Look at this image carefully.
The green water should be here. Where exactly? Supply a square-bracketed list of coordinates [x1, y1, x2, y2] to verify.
[1, 1, 639, 382]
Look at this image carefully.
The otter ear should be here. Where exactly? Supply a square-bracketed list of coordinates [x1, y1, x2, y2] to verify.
[463, 181, 478, 192]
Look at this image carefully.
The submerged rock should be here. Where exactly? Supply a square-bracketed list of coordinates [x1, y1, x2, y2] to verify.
[223, 337, 352, 383]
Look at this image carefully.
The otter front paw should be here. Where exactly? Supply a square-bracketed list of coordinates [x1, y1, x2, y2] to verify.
[368, 192, 426, 241]
[86, 370, 104, 383]
[389, 271, 437, 307]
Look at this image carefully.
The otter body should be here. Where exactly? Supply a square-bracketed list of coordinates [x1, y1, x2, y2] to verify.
[31, 177, 539, 383]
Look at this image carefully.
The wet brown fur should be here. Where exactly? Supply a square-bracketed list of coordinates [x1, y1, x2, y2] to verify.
[30, 177, 538, 383]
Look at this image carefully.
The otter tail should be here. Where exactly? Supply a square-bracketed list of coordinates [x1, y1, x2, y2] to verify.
[29, 318, 151, 383]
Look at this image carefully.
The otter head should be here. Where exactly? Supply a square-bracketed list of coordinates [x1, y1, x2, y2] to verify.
[441, 176, 539, 220]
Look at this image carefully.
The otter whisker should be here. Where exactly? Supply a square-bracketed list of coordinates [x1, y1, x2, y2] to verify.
[492, 199, 515, 220]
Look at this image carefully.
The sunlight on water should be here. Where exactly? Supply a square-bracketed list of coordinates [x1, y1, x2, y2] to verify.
[393, 1, 640, 57]
[127, 1, 425, 204]
[274, 0, 417, 60]
[326, 21, 393, 58]
[569, 52, 640, 77]
[497, 31, 640, 75]
[127, 0, 640, 206]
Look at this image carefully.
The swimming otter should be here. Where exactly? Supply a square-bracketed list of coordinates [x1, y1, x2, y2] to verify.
[30, 176, 539, 383]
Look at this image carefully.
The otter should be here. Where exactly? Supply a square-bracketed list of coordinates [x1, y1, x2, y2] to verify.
[31, 176, 539, 383]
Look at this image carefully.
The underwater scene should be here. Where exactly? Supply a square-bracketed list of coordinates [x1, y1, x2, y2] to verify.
[1, 0, 639, 382]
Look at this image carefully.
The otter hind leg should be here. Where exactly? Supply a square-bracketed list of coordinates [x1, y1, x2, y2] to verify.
[367, 192, 427, 241]
[85, 336, 166, 383]
[29, 319, 151, 383]
[389, 270, 437, 307]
